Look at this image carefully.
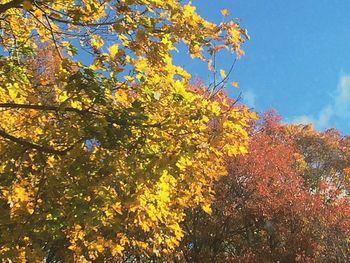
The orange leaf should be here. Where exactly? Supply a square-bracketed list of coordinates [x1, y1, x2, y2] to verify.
[231, 81, 239, 88]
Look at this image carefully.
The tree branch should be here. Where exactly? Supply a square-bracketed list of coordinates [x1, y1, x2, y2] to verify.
[0, 103, 90, 114]
[0, 0, 23, 14]
[0, 103, 165, 128]
[0, 129, 83, 155]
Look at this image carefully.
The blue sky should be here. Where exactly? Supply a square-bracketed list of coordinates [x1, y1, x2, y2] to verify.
[175, 0, 350, 133]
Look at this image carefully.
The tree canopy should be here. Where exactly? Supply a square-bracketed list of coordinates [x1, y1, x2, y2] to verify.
[1, 1, 349, 263]
[174, 112, 350, 263]
[0, 0, 255, 261]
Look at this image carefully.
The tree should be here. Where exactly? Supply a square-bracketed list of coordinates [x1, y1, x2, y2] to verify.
[285, 124, 350, 195]
[0, 1, 255, 261]
[285, 124, 350, 261]
[175, 111, 350, 263]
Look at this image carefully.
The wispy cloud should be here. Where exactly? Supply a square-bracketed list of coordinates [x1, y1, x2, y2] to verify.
[334, 76, 350, 117]
[242, 89, 256, 108]
[289, 75, 350, 130]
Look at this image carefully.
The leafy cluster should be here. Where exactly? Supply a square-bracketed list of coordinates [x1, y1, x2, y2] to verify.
[0, 0, 254, 261]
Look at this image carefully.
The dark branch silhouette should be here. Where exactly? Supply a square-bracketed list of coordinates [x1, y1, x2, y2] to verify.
[0, 129, 83, 155]
[0, 0, 23, 14]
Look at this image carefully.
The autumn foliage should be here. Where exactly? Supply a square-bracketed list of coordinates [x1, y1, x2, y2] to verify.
[0, 0, 255, 261]
[0, 1, 349, 262]
[175, 112, 350, 262]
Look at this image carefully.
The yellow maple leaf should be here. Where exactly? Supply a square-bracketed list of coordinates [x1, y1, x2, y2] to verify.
[91, 35, 104, 49]
[202, 204, 212, 215]
[111, 244, 124, 256]
[220, 69, 226, 79]
[47, 156, 55, 168]
[221, 8, 229, 17]
[109, 44, 119, 57]
[13, 185, 29, 202]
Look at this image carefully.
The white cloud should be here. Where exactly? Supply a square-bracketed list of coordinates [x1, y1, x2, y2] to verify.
[288, 75, 350, 130]
[242, 89, 256, 108]
[317, 105, 333, 128]
[334, 76, 350, 117]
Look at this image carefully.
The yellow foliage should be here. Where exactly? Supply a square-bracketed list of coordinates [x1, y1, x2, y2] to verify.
[0, 0, 253, 261]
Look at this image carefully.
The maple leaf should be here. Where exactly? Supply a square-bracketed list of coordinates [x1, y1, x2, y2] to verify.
[221, 8, 229, 17]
